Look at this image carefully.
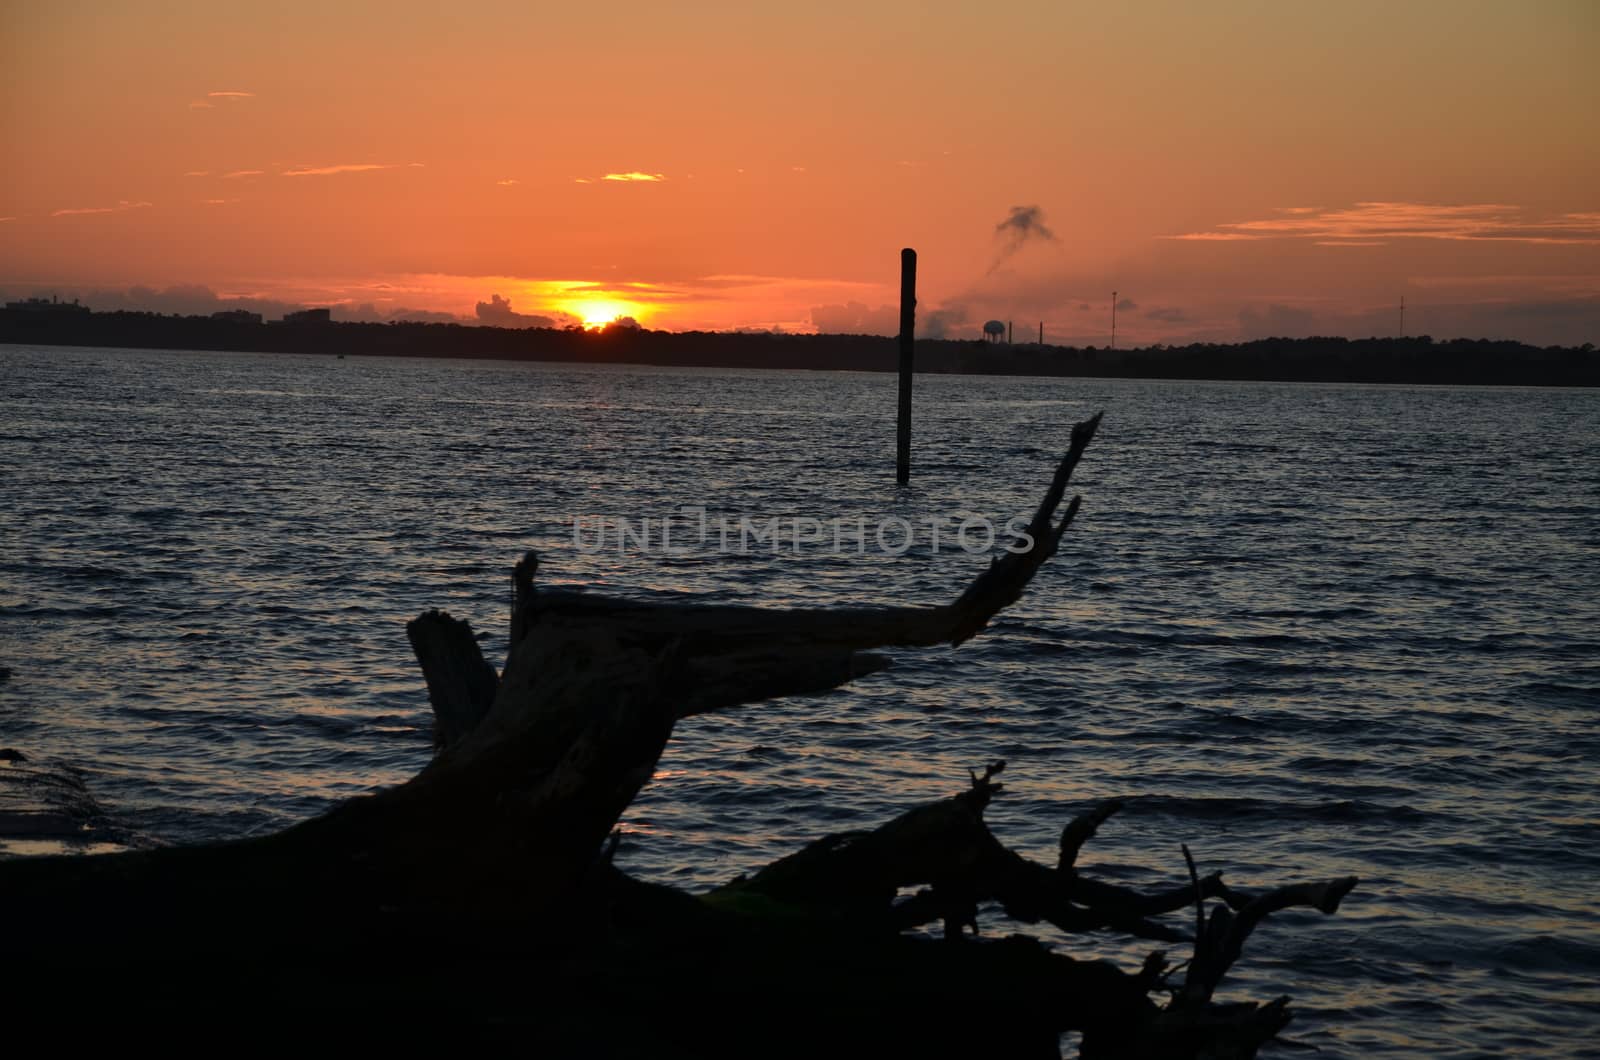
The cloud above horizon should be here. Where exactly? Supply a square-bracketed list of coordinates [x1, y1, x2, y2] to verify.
[809, 299, 971, 339]
[189, 90, 254, 111]
[1238, 303, 1319, 339]
[474, 293, 563, 329]
[600, 172, 665, 182]
[51, 200, 153, 217]
[3, 281, 472, 325]
[35, 283, 299, 318]
[810, 301, 898, 335]
[281, 162, 424, 177]
[340, 303, 462, 324]
[1168, 203, 1600, 246]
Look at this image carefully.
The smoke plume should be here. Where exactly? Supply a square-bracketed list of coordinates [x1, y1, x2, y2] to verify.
[990, 205, 1059, 272]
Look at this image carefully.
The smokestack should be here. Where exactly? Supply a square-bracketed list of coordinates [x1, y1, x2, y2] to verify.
[1008, 320, 1013, 345]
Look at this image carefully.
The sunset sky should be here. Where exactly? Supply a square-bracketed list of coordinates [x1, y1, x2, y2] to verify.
[3, 0, 1597, 344]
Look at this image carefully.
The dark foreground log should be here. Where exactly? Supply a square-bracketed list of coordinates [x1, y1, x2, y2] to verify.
[0, 413, 1357, 1056]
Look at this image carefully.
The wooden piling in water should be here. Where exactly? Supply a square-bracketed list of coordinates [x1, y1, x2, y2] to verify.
[896, 248, 916, 485]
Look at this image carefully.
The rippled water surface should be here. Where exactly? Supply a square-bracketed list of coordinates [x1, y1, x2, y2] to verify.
[2, 345, 1598, 1055]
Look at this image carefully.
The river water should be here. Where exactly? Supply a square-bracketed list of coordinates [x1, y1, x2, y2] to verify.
[2, 344, 1597, 1055]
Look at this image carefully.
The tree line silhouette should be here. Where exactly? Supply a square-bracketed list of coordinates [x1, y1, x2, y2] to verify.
[4, 307, 1595, 387]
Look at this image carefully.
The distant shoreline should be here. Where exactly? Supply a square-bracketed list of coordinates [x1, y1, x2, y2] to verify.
[4, 309, 1596, 387]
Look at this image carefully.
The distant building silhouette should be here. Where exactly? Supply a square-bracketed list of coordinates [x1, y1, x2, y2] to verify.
[280, 308, 331, 325]
[5, 295, 88, 315]
[211, 309, 263, 325]
[982, 320, 1006, 344]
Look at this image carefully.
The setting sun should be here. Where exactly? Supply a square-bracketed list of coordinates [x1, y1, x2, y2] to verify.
[570, 299, 645, 328]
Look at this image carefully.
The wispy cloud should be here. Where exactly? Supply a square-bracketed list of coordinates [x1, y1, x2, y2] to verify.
[52, 200, 153, 217]
[0, 216, 15, 223]
[280, 162, 423, 177]
[600, 172, 665, 182]
[190, 91, 253, 111]
[1167, 203, 1600, 246]
[223, 169, 263, 179]
[1406, 273, 1600, 295]
[1169, 231, 1263, 242]
[183, 170, 210, 177]
[496, 179, 519, 186]
[200, 198, 239, 205]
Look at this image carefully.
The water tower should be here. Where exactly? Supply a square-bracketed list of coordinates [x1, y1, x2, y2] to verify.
[982, 320, 1006, 343]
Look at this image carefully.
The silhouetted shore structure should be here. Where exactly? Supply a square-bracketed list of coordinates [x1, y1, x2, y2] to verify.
[3, 303, 1596, 386]
[0, 417, 1360, 1055]
[897, 247, 916, 483]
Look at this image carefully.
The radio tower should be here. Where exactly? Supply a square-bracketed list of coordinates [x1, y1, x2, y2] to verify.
[1111, 291, 1118, 350]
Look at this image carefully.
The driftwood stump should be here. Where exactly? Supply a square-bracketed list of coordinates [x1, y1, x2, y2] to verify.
[0, 413, 1356, 1056]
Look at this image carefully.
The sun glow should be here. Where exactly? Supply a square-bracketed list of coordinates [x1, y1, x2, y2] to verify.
[569, 299, 645, 328]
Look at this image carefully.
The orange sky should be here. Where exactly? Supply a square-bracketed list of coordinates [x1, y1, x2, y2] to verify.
[3, 0, 1597, 344]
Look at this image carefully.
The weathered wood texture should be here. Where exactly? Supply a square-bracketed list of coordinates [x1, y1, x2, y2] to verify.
[406, 609, 498, 747]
